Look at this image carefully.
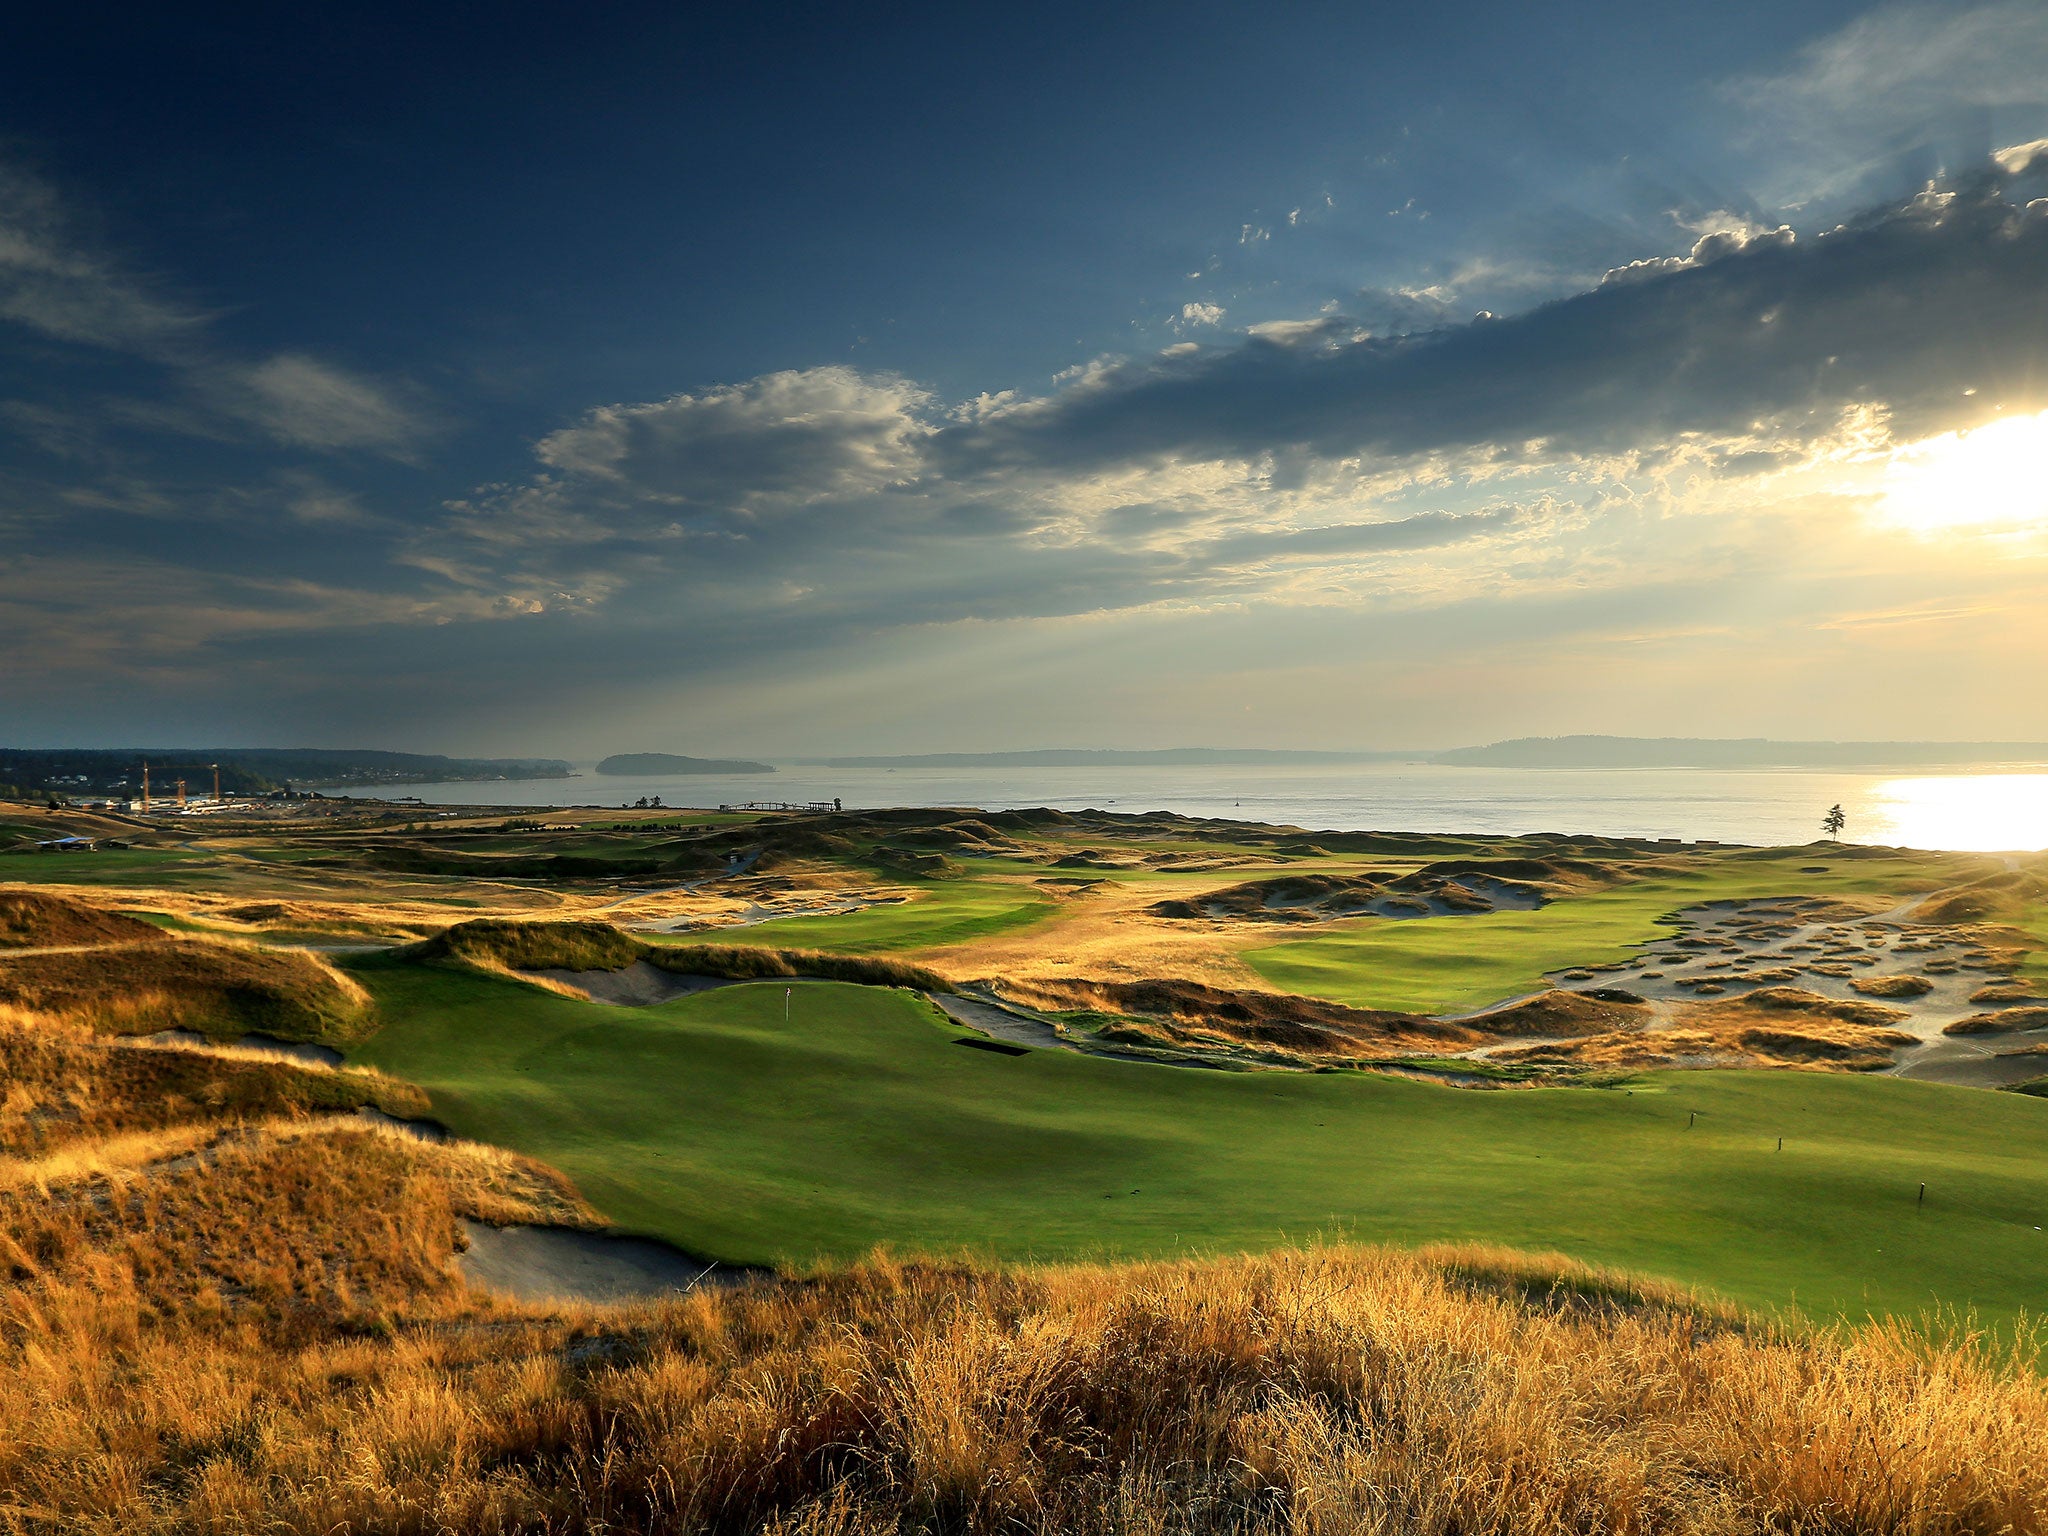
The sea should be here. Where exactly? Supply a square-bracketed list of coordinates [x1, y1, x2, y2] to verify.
[338, 761, 2048, 853]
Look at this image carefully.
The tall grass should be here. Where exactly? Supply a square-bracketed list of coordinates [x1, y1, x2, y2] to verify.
[2, 1234, 2042, 1533]
[648, 943, 954, 993]
[0, 938, 372, 1044]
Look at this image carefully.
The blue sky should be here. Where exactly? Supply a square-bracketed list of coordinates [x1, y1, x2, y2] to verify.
[3, 0, 2046, 755]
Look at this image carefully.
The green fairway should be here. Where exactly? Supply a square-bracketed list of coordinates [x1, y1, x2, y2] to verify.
[350, 957, 2048, 1327]
[651, 877, 1056, 953]
[0, 848, 218, 887]
[1244, 849, 1983, 1013]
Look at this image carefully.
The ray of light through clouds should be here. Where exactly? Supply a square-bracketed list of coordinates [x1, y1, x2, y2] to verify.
[0, 1, 2044, 753]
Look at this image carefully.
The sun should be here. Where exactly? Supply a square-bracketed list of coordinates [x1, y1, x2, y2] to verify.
[1876, 408, 2048, 535]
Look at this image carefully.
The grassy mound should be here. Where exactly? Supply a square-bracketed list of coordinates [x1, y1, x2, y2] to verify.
[1974, 980, 2043, 1004]
[647, 943, 953, 992]
[1708, 985, 1912, 1027]
[0, 939, 372, 1044]
[1851, 973, 1936, 997]
[0, 887, 160, 949]
[0, 1003, 422, 1157]
[1498, 1018, 1917, 1073]
[1008, 973, 1470, 1054]
[5, 1242, 2044, 1532]
[1465, 988, 1650, 1036]
[1414, 854, 1633, 891]
[413, 917, 646, 972]
[414, 919, 954, 993]
[1913, 869, 2048, 926]
[1946, 1006, 2048, 1036]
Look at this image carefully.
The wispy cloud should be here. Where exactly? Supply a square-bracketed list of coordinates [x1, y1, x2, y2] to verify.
[1725, 1, 2048, 205]
[0, 161, 428, 458]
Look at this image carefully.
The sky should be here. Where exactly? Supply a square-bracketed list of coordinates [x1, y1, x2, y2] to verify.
[3, 0, 2046, 758]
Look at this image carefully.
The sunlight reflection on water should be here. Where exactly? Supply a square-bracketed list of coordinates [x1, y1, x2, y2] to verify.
[345, 764, 2048, 851]
[1861, 775, 2048, 853]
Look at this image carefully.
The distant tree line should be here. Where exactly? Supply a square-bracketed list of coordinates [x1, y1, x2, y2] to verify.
[0, 748, 572, 798]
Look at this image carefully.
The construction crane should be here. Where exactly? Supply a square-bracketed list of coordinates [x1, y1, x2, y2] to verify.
[174, 778, 187, 809]
[140, 760, 150, 814]
[210, 763, 221, 803]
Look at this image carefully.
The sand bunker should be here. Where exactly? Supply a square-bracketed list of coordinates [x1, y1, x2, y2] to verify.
[1462, 893, 2041, 1086]
[455, 1220, 754, 1303]
[933, 992, 1069, 1050]
[528, 960, 740, 1006]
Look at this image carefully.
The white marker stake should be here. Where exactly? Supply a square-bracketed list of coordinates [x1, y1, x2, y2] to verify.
[785, 987, 792, 1024]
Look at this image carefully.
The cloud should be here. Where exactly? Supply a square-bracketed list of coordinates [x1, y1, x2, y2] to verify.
[1725, 2, 2048, 203]
[1198, 506, 1527, 567]
[11, 149, 2048, 750]
[0, 164, 204, 353]
[383, 170, 2048, 693]
[0, 161, 430, 460]
[945, 180, 2048, 474]
[534, 366, 929, 506]
[221, 354, 426, 454]
[1994, 137, 2048, 175]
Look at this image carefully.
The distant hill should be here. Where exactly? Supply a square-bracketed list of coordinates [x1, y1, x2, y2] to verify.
[812, 749, 1421, 768]
[1437, 736, 2048, 769]
[0, 747, 571, 798]
[595, 753, 774, 776]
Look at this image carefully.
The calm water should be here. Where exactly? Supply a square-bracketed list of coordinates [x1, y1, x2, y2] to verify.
[342, 762, 2048, 852]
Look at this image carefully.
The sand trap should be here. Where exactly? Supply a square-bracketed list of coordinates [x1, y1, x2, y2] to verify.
[528, 960, 740, 1006]
[935, 991, 1069, 1049]
[1485, 896, 2038, 1085]
[455, 1219, 755, 1303]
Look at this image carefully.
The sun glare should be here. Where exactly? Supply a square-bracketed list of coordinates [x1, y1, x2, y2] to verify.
[1877, 408, 2048, 535]
[1864, 774, 2048, 853]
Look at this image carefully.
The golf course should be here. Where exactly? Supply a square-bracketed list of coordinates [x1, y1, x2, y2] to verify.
[349, 952, 2048, 1327]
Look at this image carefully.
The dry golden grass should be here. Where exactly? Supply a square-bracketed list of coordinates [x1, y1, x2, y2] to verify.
[3, 1235, 2045, 1534]
[1913, 870, 2048, 926]
[1945, 1006, 2048, 1036]
[1003, 974, 1470, 1057]
[1491, 986, 1924, 1071]
[0, 937, 371, 1044]
[1698, 985, 1912, 1028]
[1492, 1016, 1917, 1072]
[1850, 973, 1936, 998]
[3, 945, 2045, 1533]
[0, 1002, 423, 1160]
[1464, 987, 1650, 1036]
[0, 887, 161, 949]
[920, 874, 1292, 992]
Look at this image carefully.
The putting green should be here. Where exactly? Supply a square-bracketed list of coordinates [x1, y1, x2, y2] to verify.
[652, 877, 1055, 953]
[350, 957, 2048, 1327]
[1244, 850, 1981, 1014]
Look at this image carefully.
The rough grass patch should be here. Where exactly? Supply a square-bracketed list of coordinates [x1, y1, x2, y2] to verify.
[0, 938, 373, 1044]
